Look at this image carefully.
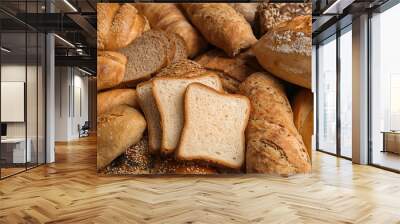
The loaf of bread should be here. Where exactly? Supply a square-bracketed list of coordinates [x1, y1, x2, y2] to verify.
[152, 74, 223, 155]
[97, 105, 146, 170]
[153, 157, 217, 174]
[292, 88, 313, 160]
[119, 30, 186, 85]
[230, 3, 259, 27]
[181, 3, 257, 57]
[155, 59, 207, 78]
[195, 49, 257, 82]
[253, 15, 312, 89]
[239, 73, 311, 176]
[258, 3, 312, 35]
[135, 3, 207, 58]
[97, 3, 149, 50]
[97, 89, 139, 115]
[177, 83, 250, 169]
[97, 51, 127, 91]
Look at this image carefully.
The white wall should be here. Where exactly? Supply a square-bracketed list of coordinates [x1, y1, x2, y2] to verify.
[54, 66, 89, 141]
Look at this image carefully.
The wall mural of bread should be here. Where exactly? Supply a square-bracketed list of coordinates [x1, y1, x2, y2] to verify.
[97, 2, 313, 176]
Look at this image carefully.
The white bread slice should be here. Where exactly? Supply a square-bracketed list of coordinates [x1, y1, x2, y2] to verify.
[177, 83, 250, 169]
[136, 81, 162, 154]
[152, 74, 223, 155]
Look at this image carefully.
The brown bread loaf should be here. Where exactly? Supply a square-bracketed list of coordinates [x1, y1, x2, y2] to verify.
[135, 3, 207, 58]
[239, 72, 311, 176]
[97, 3, 149, 50]
[195, 49, 257, 82]
[153, 157, 217, 174]
[230, 3, 259, 27]
[97, 89, 139, 115]
[258, 3, 312, 35]
[97, 105, 146, 170]
[292, 88, 313, 161]
[181, 3, 257, 57]
[97, 51, 127, 91]
[253, 15, 312, 89]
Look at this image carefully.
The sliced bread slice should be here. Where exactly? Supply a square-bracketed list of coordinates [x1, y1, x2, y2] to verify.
[136, 81, 162, 154]
[119, 30, 170, 84]
[152, 74, 223, 155]
[177, 83, 250, 169]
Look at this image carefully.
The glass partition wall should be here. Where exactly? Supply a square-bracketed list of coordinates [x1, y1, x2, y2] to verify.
[316, 26, 353, 159]
[0, 2, 46, 179]
[370, 3, 400, 172]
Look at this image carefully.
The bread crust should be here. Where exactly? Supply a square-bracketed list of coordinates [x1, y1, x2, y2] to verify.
[97, 51, 127, 91]
[176, 83, 250, 169]
[152, 74, 223, 155]
[239, 72, 311, 176]
[181, 3, 257, 57]
[253, 15, 312, 89]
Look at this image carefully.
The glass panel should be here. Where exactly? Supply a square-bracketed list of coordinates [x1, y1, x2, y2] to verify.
[371, 4, 400, 171]
[340, 28, 352, 158]
[38, 32, 45, 165]
[1, 30, 27, 177]
[317, 36, 337, 154]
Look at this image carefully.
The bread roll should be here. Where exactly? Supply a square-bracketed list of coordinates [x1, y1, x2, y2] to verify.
[253, 15, 312, 89]
[97, 89, 139, 115]
[135, 3, 207, 58]
[239, 73, 311, 176]
[258, 3, 312, 35]
[97, 105, 146, 170]
[230, 3, 259, 27]
[181, 3, 257, 57]
[97, 3, 149, 50]
[292, 88, 313, 160]
[97, 51, 127, 91]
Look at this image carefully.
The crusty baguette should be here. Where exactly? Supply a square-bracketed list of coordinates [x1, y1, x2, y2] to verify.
[177, 83, 250, 169]
[253, 15, 312, 89]
[292, 88, 313, 161]
[181, 3, 257, 57]
[97, 89, 139, 115]
[97, 51, 127, 91]
[97, 3, 149, 50]
[135, 3, 207, 58]
[152, 74, 223, 155]
[97, 105, 146, 170]
[136, 81, 162, 154]
[239, 72, 311, 176]
[258, 3, 312, 35]
[195, 49, 257, 82]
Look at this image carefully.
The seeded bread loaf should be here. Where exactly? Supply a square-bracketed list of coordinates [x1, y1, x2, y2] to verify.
[258, 3, 312, 35]
[97, 3, 149, 50]
[97, 105, 146, 170]
[135, 3, 207, 58]
[152, 74, 223, 155]
[253, 15, 312, 89]
[97, 51, 127, 91]
[97, 89, 139, 115]
[177, 83, 250, 169]
[153, 157, 217, 174]
[181, 3, 257, 57]
[292, 88, 313, 160]
[239, 72, 311, 176]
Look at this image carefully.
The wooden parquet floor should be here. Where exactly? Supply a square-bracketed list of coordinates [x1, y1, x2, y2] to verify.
[1, 136, 400, 224]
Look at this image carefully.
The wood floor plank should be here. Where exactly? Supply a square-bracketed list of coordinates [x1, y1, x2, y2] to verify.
[0, 136, 399, 223]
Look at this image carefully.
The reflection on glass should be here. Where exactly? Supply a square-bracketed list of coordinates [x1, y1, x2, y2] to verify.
[340, 29, 352, 158]
[371, 3, 400, 171]
[318, 37, 337, 154]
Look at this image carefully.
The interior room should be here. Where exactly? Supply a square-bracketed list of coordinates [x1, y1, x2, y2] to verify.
[0, 0, 399, 223]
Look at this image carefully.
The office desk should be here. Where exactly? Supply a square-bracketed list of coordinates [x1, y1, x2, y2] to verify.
[1, 138, 31, 163]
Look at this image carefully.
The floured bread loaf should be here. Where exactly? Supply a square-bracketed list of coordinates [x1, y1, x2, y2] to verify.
[152, 74, 223, 155]
[253, 15, 312, 89]
[177, 83, 250, 169]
